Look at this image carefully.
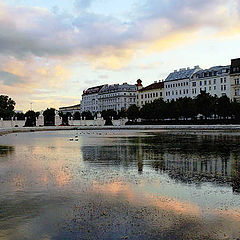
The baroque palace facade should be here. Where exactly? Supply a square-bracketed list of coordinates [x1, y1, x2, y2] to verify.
[78, 58, 240, 114]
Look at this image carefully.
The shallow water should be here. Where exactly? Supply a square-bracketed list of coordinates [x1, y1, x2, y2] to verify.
[0, 130, 239, 240]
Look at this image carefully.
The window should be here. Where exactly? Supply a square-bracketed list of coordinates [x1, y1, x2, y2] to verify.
[192, 82, 196, 87]
[160, 92, 162, 96]
[209, 86, 211, 91]
[156, 93, 158, 97]
[214, 86, 216, 90]
[235, 89, 240, 96]
[220, 78, 223, 83]
[200, 81, 202, 86]
[204, 80, 207, 85]
[214, 79, 216, 84]
[209, 80, 211, 85]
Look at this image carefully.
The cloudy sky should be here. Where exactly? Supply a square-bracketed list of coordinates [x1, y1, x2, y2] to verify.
[1, 0, 240, 111]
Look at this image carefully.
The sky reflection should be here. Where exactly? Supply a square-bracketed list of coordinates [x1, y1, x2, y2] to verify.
[0, 130, 240, 239]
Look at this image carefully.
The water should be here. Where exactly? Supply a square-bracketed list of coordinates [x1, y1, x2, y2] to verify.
[0, 130, 239, 240]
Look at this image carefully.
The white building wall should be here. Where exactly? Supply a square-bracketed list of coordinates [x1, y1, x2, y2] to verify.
[98, 84, 137, 112]
[190, 67, 231, 99]
[164, 78, 191, 102]
[81, 93, 99, 114]
[137, 88, 164, 108]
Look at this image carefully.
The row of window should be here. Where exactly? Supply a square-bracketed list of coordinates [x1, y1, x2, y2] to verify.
[192, 77, 227, 87]
[140, 92, 163, 99]
[165, 81, 188, 88]
[166, 89, 189, 96]
[100, 98, 136, 103]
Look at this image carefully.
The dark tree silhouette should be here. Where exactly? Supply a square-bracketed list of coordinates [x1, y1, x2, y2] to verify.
[81, 111, 93, 120]
[73, 111, 81, 120]
[25, 110, 38, 127]
[127, 105, 139, 121]
[0, 95, 15, 120]
[43, 108, 55, 126]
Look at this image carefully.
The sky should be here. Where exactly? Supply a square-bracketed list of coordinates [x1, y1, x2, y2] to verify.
[1, 0, 240, 111]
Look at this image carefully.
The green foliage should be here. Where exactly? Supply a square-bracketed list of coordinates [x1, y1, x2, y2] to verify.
[216, 95, 232, 119]
[0, 95, 16, 120]
[195, 91, 216, 119]
[81, 111, 93, 120]
[24, 110, 38, 126]
[139, 91, 239, 122]
[73, 111, 81, 120]
[101, 109, 118, 125]
[127, 105, 139, 121]
[43, 108, 55, 126]
[117, 109, 127, 119]
[14, 112, 25, 120]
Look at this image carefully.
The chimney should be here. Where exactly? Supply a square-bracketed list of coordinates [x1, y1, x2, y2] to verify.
[136, 79, 143, 90]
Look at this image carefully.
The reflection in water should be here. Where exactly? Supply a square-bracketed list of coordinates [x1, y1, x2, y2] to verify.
[0, 131, 240, 240]
[81, 134, 240, 193]
[0, 145, 14, 157]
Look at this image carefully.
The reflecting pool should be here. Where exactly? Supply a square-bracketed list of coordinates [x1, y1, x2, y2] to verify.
[0, 130, 239, 240]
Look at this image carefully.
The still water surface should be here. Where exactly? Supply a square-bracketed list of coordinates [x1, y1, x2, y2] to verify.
[0, 130, 239, 240]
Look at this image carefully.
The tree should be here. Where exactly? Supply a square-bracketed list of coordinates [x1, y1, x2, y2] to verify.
[101, 109, 117, 125]
[195, 91, 215, 119]
[24, 110, 38, 127]
[73, 111, 81, 120]
[14, 112, 25, 120]
[176, 97, 196, 120]
[127, 105, 139, 121]
[216, 95, 232, 119]
[81, 111, 93, 120]
[43, 108, 55, 126]
[232, 101, 240, 121]
[117, 109, 127, 119]
[0, 95, 15, 120]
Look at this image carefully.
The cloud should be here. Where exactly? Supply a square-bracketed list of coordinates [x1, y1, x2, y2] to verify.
[0, 71, 23, 86]
[74, 0, 93, 10]
[0, 0, 240, 111]
[0, 1, 239, 63]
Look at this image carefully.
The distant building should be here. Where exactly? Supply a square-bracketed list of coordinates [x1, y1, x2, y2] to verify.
[137, 80, 164, 108]
[164, 66, 201, 102]
[98, 83, 137, 112]
[190, 65, 231, 99]
[59, 104, 81, 115]
[81, 85, 105, 114]
[230, 58, 240, 102]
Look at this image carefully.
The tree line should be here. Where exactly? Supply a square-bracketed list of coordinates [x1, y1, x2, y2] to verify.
[127, 91, 240, 123]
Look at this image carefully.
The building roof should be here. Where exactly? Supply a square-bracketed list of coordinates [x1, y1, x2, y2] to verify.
[59, 104, 80, 111]
[165, 66, 200, 81]
[138, 81, 164, 92]
[82, 85, 104, 96]
[99, 83, 136, 94]
[192, 65, 230, 79]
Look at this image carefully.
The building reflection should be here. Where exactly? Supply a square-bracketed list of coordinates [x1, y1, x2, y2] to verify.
[81, 135, 240, 192]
